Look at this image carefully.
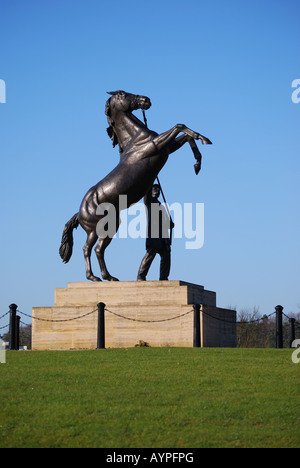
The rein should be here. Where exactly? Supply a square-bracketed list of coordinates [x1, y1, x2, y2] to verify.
[142, 109, 174, 245]
[142, 109, 148, 129]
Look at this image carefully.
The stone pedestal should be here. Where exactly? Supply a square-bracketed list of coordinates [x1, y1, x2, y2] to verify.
[32, 281, 236, 350]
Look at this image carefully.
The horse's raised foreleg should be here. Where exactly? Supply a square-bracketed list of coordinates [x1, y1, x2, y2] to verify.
[153, 124, 212, 152]
[83, 231, 101, 281]
[169, 134, 201, 157]
[169, 135, 203, 174]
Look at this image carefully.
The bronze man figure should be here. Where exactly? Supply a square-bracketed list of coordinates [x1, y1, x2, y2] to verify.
[137, 184, 174, 281]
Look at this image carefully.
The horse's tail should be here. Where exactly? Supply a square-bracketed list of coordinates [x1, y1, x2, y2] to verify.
[59, 213, 79, 263]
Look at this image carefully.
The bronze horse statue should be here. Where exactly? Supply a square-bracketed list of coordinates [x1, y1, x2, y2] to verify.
[59, 90, 212, 281]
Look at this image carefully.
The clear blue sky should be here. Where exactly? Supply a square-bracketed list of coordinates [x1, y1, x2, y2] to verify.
[0, 0, 299, 331]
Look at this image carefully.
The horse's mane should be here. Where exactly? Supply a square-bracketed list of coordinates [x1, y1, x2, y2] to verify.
[105, 98, 122, 152]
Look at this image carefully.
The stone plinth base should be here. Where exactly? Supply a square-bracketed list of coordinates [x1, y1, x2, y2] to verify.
[32, 281, 236, 350]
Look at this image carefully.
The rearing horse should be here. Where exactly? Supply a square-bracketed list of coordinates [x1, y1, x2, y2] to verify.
[59, 90, 212, 281]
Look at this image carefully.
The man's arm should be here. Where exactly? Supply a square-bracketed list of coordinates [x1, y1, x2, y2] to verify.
[144, 188, 152, 206]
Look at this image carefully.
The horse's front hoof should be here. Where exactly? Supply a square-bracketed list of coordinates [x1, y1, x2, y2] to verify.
[201, 137, 212, 145]
[194, 162, 201, 175]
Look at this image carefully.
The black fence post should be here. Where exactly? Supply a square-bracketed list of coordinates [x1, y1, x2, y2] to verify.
[9, 303, 18, 350]
[289, 318, 296, 348]
[275, 305, 283, 349]
[97, 302, 105, 349]
[193, 304, 201, 348]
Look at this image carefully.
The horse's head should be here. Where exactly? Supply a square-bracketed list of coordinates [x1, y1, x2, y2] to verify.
[106, 90, 151, 114]
[105, 91, 151, 151]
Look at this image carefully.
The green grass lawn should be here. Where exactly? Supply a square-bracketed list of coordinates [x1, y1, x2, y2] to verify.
[0, 348, 299, 448]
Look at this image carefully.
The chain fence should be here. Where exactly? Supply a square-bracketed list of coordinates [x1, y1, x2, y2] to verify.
[1, 303, 299, 349]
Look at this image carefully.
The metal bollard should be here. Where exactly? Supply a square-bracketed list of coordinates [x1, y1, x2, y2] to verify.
[97, 302, 106, 349]
[193, 304, 201, 348]
[9, 304, 18, 350]
[275, 305, 283, 349]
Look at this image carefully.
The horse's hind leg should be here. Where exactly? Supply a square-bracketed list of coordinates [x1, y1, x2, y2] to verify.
[83, 231, 101, 281]
[95, 235, 119, 282]
[94, 215, 120, 282]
